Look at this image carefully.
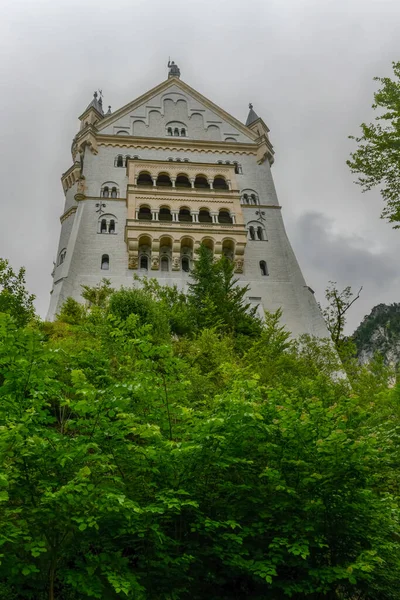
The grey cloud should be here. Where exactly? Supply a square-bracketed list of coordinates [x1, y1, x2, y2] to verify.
[288, 212, 400, 332]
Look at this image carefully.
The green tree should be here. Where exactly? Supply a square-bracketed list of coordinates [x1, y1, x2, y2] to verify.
[320, 281, 362, 353]
[1, 263, 400, 599]
[188, 244, 262, 338]
[81, 278, 114, 308]
[0, 258, 35, 326]
[347, 61, 400, 227]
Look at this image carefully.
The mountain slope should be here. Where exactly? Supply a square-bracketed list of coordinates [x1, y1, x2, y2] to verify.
[353, 303, 400, 367]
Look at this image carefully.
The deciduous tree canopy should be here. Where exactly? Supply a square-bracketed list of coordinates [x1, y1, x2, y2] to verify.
[0, 251, 399, 599]
[347, 61, 400, 227]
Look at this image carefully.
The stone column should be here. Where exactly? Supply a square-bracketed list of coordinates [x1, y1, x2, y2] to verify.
[227, 179, 232, 190]
[208, 178, 214, 190]
[170, 177, 176, 188]
[189, 177, 195, 188]
[192, 211, 199, 223]
[171, 210, 179, 222]
[230, 212, 236, 224]
[151, 210, 159, 221]
[211, 212, 218, 224]
[152, 176, 157, 187]
[135, 208, 139, 220]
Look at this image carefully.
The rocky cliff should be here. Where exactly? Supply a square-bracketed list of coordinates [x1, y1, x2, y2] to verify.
[353, 303, 400, 368]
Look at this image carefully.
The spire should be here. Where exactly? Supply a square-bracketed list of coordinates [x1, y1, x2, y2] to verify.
[245, 103, 259, 127]
[85, 91, 104, 115]
[106, 105, 112, 116]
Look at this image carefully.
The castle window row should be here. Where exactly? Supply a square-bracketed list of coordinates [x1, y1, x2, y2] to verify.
[136, 171, 230, 191]
[167, 157, 190, 163]
[241, 192, 259, 205]
[137, 205, 235, 225]
[98, 215, 117, 234]
[130, 235, 238, 272]
[166, 127, 186, 137]
[217, 160, 242, 174]
[101, 185, 119, 198]
[248, 225, 266, 241]
[114, 154, 140, 168]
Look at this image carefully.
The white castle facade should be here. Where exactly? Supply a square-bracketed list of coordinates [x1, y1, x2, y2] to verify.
[48, 64, 328, 338]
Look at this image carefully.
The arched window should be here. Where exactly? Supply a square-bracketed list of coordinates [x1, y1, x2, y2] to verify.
[156, 174, 172, 187]
[175, 175, 191, 188]
[251, 194, 258, 205]
[242, 194, 249, 204]
[194, 176, 210, 189]
[182, 256, 190, 272]
[125, 155, 131, 167]
[218, 210, 233, 224]
[138, 206, 152, 221]
[181, 128, 186, 136]
[137, 172, 153, 186]
[249, 226, 255, 240]
[58, 249, 66, 265]
[260, 261, 268, 276]
[234, 162, 242, 174]
[167, 127, 173, 136]
[214, 176, 229, 190]
[160, 256, 169, 272]
[174, 128, 179, 136]
[101, 254, 109, 270]
[199, 209, 212, 223]
[100, 219, 107, 233]
[102, 186, 109, 198]
[109, 219, 115, 234]
[111, 187, 117, 198]
[159, 207, 172, 222]
[140, 256, 148, 270]
[257, 226, 264, 240]
[179, 208, 192, 222]
[116, 155, 123, 167]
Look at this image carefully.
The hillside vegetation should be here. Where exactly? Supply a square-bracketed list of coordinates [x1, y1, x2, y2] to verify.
[0, 250, 399, 600]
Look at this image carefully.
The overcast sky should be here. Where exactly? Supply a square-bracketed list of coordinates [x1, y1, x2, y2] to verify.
[0, 0, 399, 332]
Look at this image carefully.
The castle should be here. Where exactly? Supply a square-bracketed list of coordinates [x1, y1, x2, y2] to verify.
[48, 62, 328, 338]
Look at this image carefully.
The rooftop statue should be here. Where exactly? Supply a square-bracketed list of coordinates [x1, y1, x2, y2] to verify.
[168, 59, 181, 78]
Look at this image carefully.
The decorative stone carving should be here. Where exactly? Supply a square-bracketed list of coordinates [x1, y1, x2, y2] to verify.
[151, 256, 159, 270]
[234, 259, 244, 274]
[172, 256, 180, 271]
[168, 60, 181, 78]
[128, 255, 138, 270]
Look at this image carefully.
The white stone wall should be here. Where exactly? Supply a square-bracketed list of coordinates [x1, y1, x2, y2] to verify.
[48, 87, 329, 338]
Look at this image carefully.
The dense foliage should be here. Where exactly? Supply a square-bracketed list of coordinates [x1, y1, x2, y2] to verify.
[347, 60, 400, 227]
[0, 251, 399, 599]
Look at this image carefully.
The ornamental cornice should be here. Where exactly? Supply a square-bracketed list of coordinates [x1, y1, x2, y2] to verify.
[96, 134, 258, 157]
[132, 193, 238, 205]
[60, 206, 77, 223]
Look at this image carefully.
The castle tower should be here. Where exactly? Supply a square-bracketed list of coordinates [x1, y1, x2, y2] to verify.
[48, 64, 328, 338]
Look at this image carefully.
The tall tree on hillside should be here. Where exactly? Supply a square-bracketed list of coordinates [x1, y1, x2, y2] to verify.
[347, 61, 400, 227]
[320, 281, 362, 353]
[0, 258, 35, 327]
[187, 245, 262, 337]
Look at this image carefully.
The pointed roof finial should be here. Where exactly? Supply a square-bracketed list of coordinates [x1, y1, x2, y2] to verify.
[246, 102, 259, 127]
[84, 90, 104, 115]
[106, 105, 112, 116]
